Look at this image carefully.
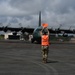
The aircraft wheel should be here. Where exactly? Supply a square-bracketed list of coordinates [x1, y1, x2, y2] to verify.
[31, 38, 34, 43]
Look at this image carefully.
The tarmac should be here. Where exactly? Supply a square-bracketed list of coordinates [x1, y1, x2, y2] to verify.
[0, 40, 75, 75]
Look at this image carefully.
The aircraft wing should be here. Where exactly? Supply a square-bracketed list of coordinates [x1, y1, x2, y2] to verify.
[0, 27, 34, 34]
[0, 26, 75, 34]
[48, 29, 75, 34]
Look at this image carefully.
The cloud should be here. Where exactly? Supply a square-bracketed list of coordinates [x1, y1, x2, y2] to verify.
[9, 0, 46, 15]
[0, 0, 75, 29]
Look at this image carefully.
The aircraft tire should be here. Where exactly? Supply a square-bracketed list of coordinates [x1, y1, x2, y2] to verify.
[31, 38, 34, 43]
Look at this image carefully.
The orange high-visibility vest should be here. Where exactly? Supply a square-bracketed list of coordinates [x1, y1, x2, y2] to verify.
[41, 35, 49, 46]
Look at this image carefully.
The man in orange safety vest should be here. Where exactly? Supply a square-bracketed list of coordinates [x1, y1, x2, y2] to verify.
[40, 23, 50, 63]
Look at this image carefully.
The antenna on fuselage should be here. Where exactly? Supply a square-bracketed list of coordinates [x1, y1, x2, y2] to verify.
[38, 11, 41, 27]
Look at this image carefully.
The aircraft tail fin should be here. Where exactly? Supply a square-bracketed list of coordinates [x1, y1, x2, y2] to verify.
[38, 11, 41, 27]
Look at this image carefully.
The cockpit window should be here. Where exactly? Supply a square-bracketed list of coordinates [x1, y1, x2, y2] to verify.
[36, 29, 41, 31]
[34, 27, 42, 32]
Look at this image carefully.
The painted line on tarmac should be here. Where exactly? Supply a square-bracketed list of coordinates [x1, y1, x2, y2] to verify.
[30, 61, 51, 75]
[1, 56, 51, 75]
[44, 64, 58, 75]
[65, 63, 75, 68]
[1, 55, 59, 75]
[28, 56, 59, 75]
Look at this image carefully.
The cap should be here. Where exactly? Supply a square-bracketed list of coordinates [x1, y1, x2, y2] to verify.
[42, 23, 48, 28]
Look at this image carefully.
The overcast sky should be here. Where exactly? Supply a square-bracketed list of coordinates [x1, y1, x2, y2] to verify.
[0, 0, 75, 29]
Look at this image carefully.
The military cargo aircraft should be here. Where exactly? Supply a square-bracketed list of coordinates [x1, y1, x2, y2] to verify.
[31, 12, 75, 43]
[0, 12, 75, 43]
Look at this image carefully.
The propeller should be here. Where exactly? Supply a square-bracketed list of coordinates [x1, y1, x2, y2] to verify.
[3, 23, 11, 32]
[19, 23, 25, 34]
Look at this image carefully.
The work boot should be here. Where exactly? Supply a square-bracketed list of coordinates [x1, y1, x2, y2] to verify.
[43, 58, 47, 63]
[44, 58, 47, 63]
